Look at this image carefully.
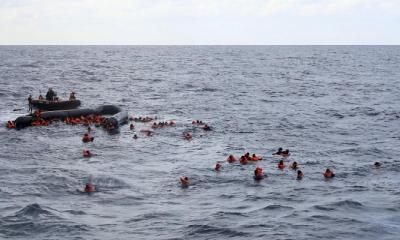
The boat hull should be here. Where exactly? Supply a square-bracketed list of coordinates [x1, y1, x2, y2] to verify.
[31, 100, 81, 111]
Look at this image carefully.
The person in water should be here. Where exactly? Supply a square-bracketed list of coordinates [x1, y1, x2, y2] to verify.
[278, 160, 285, 169]
[69, 91, 76, 100]
[83, 150, 91, 158]
[254, 167, 264, 180]
[45, 88, 57, 101]
[180, 176, 190, 187]
[84, 183, 96, 193]
[281, 149, 290, 157]
[274, 147, 283, 155]
[251, 154, 262, 161]
[203, 124, 211, 131]
[240, 156, 248, 165]
[297, 170, 304, 180]
[183, 132, 192, 140]
[289, 161, 298, 170]
[227, 155, 236, 163]
[215, 163, 222, 171]
[374, 162, 381, 167]
[130, 124, 134, 130]
[133, 134, 138, 139]
[6, 121, 15, 129]
[324, 168, 335, 178]
[82, 133, 94, 143]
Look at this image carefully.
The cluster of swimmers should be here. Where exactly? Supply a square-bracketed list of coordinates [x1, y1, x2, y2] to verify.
[82, 128, 96, 192]
[192, 120, 212, 131]
[273, 147, 290, 157]
[151, 121, 176, 129]
[180, 147, 344, 187]
[65, 114, 105, 126]
[130, 116, 154, 123]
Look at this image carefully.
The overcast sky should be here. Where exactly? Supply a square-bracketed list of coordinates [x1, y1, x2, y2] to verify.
[0, 0, 399, 45]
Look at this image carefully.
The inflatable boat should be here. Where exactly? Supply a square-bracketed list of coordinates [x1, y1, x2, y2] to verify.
[30, 99, 81, 111]
[14, 105, 128, 129]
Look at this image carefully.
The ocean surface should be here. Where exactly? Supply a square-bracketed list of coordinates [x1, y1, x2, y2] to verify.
[0, 46, 399, 240]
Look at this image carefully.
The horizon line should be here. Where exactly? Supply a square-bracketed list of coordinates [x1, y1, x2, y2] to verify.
[1, 44, 399, 46]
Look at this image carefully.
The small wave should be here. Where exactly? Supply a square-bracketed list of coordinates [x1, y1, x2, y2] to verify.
[350, 106, 381, 117]
[213, 211, 248, 218]
[184, 224, 249, 237]
[15, 203, 51, 218]
[315, 200, 364, 211]
[260, 204, 294, 211]
[19, 63, 39, 68]
[201, 87, 218, 92]
[64, 210, 86, 215]
[124, 212, 174, 223]
[80, 70, 94, 75]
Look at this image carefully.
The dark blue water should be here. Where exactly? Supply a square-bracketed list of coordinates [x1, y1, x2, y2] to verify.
[0, 46, 400, 240]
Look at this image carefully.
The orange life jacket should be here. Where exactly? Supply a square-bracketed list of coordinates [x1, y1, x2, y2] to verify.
[6, 122, 15, 129]
[227, 155, 236, 163]
[31, 121, 41, 126]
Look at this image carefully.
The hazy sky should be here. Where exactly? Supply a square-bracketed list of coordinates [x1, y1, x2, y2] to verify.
[1, 0, 399, 44]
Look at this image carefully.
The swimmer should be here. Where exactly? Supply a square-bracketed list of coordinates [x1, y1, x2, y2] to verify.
[323, 168, 335, 178]
[374, 162, 381, 168]
[130, 124, 134, 130]
[297, 170, 304, 180]
[133, 134, 138, 139]
[183, 132, 192, 140]
[83, 150, 91, 158]
[254, 167, 264, 180]
[84, 183, 96, 193]
[251, 154, 262, 161]
[87, 126, 91, 133]
[278, 160, 285, 170]
[6, 121, 15, 129]
[289, 161, 298, 170]
[180, 176, 190, 187]
[240, 156, 248, 165]
[273, 147, 283, 155]
[203, 124, 211, 131]
[215, 163, 222, 171]
[82, 133, 94, 143]
[281, 149, 290, 157]
[227, 155, 237, 163]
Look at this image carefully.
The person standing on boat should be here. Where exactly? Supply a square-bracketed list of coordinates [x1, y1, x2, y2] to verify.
[45, 88, 57, 101]
[69, 91, 76, 100]
[27, 94, 32, 113]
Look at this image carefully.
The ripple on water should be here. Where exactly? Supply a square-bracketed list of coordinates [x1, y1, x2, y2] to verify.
[0, 203, 88, 238]
[183, 224, 250, 239]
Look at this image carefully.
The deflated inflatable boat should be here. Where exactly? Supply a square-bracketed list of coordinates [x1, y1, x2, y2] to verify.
[14, 105, 128, 129]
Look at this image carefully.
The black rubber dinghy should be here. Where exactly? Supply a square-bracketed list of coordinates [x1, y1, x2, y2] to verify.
[14, 105, 127, 129]
[31, 99, 81, 111]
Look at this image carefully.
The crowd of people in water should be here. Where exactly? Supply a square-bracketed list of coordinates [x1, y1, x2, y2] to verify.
[4, 91, 385, 193]
[180, 148, 383, 187]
